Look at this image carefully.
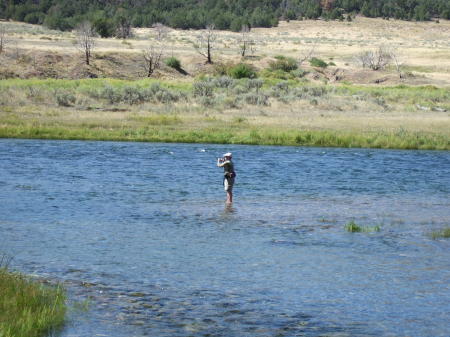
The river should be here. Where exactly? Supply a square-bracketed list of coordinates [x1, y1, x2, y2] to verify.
[1, 139, 449, 337]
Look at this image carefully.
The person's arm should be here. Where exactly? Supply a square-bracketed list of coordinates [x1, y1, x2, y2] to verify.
[217, 160, 230, 168]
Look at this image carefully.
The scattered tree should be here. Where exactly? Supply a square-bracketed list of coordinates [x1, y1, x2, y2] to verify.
[93, 17, 115, 38]
[321, 0, 336, 11]
[298, 41, 317, 66]
[152, 23, 169, 41]
[238, 25, 255, 58]
[76, 21, 96, 65]
[194, 24, 216, 64]
[142, 23, 168, 77]
[389, 48, 404, 79]
[356, 46, 392, 71]
[115, 11, 132, 39]
[142, 44, 163, 77]
[0, 24, 8, 55]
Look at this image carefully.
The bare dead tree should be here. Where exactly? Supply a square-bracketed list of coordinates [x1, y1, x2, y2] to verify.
[389, 48, 404, 79]
[0, 24, 8, 55]
[239, 25, 256, 58]
[141, 22, 169, 77]
[356, 46, 392, 71]
[194, 24, 216, 64]
[76, 21, 96, 65]
[152, 23, 169, 42]
[142, 43, 163, 77]
[116, 15, 132, 39]
[298, 41, 317, 66]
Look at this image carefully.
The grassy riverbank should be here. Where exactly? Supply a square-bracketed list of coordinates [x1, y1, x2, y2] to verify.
[1, 78, 449, 150]
[0, 267, 66, 337]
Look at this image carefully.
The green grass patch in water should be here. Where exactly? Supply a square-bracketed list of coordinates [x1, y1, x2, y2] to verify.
[345, 221, 381, 233]
[429, 227, 450, 239]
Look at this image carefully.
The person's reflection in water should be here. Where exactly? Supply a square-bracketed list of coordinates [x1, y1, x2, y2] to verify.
[217, 202, 236, 221]
[224, 203, 236, 214]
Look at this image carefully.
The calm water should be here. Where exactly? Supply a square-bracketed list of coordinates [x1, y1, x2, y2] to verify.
[1, 139, 449, 337]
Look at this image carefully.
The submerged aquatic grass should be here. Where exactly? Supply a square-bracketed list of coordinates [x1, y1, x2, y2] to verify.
[0, 266, 66, 337]
[345, 221, 381, 233]
[429, 227, 450, 239]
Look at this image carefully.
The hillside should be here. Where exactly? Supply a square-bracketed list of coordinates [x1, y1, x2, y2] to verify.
[1, 18, 450, 86]
[1, 0, 449, 33]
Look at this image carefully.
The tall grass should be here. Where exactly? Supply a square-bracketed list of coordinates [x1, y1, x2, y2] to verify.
[336, 84, 450, 108]
[0, 78, 449, 150]
[0, 267, 66, 337]
[0, 124, 447, 150]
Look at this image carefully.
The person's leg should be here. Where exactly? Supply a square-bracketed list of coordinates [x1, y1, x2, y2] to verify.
[224, 178, 233, 203]
[227, 190, 233, 203]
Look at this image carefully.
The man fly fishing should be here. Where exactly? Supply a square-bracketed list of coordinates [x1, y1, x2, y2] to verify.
[217, 152, 236, 204]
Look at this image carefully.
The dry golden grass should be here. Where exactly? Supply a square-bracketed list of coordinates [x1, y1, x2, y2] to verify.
[2, 93, 448, 137]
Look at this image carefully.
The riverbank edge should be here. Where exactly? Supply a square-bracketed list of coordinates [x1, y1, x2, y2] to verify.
[1, 78, 449, 150]
[0, 267, 66, 337]
[1, 125, 448, 150]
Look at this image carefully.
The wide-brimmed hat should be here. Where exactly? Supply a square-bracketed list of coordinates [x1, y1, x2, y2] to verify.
[223, 152, 232, 157]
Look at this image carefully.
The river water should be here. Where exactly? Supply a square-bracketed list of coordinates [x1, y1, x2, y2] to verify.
[1, 139, 449, 337]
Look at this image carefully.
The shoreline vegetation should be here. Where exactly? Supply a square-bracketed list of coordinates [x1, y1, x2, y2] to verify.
[1, 78, 449, 150]
[0, 266, 66, 337]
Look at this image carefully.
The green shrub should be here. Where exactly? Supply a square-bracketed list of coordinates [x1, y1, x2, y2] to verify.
[310, 57, 328, 68]
[98, 83, 181, 105]
[212, 76, 235, 89]
[269, 55, 298, 72]
[213, 62, 229, 76]
[122, 85, 149, 105]
[269, 81, 290, 98]
[199, 96, 217, 107]
[228, 63, 257, 79]
[56, 91, 76, 106]
[261, 69, 295, 80]
[301, 86, 329, 97]
[291, 69, 308, 78]
[93, 17, 115, 38]
[193, 80, 215, 97]
[100, 85, 122, 104]
[165, 57, 181, 70]
[245, 79, 264, 92]
[232, 85, 249, 95]
[241, 92, 269, 106]
[154, 89, 181, 103]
